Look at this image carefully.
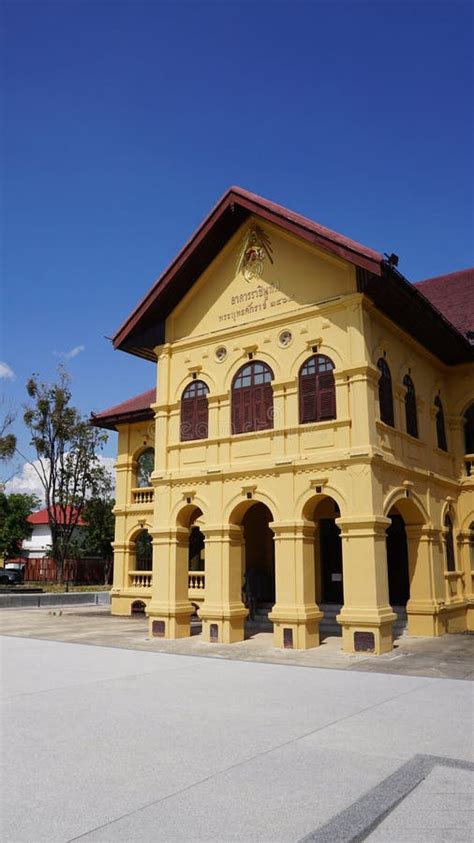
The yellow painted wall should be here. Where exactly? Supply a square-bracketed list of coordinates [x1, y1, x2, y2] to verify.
[110, 218, 474, 650]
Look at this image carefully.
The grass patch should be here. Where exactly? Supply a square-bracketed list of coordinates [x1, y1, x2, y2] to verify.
[25, 583, 111, 593]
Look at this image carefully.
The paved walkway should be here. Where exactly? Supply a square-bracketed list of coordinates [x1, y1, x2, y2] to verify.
[1, 635, 473, 842]
[0, 605, 473, 680]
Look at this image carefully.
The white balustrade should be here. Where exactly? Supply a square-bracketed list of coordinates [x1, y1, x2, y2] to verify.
[188, 571, 205, 591]
[132, 487, 154, 505]
[129, 571, 153, 588]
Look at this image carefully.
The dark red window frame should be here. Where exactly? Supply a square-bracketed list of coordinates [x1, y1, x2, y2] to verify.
[403, 375, 418, 439]
[231, 361, 274, 435]
[299, 355, 336, 424]
[377, 358, 395, 427]
[464, 403, 474, 454]
[180, 381, 209, 441]
[434, 396, 447, 452]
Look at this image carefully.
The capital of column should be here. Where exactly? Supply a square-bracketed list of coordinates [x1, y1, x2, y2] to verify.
[270, 519, 316, 540]
[335, 515, 391, 537]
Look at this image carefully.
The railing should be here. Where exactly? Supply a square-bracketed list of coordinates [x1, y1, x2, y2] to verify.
[188, 571, 205, 591]
[129, 570, 152, 588]
[132, 487, 154, 505]
[464, 454, 474, 477]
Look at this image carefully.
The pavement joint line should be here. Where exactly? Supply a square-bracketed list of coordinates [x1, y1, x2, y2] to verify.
[299, 754, 474, 843]
[64, 679, 434, 842]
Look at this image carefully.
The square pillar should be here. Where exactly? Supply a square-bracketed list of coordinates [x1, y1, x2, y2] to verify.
[199, 525, 248, 644]
[268, 521, 323, 649]
[405, 526, 449, 636]
[336, 516, 396, 655]
[147, 526, 194, 639]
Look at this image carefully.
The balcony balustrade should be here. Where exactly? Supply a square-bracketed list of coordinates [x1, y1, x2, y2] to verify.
[132, 487, 154, 505]
[128, 570, 152, 588]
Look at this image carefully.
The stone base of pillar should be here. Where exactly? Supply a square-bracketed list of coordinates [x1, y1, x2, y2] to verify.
[199, 604, 248, 644]
[147, 601, 194, 639]
[406, 600, 448, 636]
[269, 606, 324, 650]
[337, 606, 396, 655]
[466, 600, 474, 632]
[445, 601, 468, 634]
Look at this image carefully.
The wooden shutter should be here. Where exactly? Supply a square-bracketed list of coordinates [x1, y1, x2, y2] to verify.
[195, 396, 208, 439]
[180, 398, 195, 441]
[378, 361, 394, 427]
[404, 378, 418, 438]
[300, 374, 317, 423]
[435, 399, 447, 451]
[317, 372, 336, 421]
[445, 516, 455, 571]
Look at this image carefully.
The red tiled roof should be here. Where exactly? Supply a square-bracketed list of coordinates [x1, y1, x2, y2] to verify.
[415, 269, 474, 338]
[91, 388, 155, 430]
[28, 506, 85, 526]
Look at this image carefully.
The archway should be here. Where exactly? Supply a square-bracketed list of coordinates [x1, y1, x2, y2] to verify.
[241, 502, 275, 618]
[134, 530, 152, 571]
[386, 510, 410, 605]
[305, 496, 343, 605]
[385, 496, 426, 613]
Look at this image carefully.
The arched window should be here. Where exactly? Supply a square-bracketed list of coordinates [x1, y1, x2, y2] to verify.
[135, 530, 152, 571]
[464, 403, 474, 454]
[137, 448, 154, 487]
[403, 375, 418, 438]
[377, 358, 394, 427]
[434, 396, 447, 451]
[180, 381, 209, 441]
[231, 361, 273, 434]
[444, 514, 456, 572]
[299, 355, 336, 424]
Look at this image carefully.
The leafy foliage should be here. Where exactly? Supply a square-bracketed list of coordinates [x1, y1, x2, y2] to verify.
[81, 479, 115, 584]
[23, 367, 110, 582]
[0, 492, 40, 559]
[0, 407, 16, 462]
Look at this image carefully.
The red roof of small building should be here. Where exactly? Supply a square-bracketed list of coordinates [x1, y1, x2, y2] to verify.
[415, 269, 474, 338]
[91, 388, 155, 431]
[28, 506, 85, 526]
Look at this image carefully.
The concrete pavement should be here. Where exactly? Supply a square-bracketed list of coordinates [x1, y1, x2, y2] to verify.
[1, 635, 473, 842]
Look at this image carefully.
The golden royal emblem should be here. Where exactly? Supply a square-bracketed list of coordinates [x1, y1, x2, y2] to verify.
[236, 225, 274, 282]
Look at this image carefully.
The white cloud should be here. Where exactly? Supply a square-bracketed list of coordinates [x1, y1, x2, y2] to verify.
[5, 460, 46, 502]
[53, 345, 85, 361]
[5, 455, 116, 503]
[0, 361, 15, 380]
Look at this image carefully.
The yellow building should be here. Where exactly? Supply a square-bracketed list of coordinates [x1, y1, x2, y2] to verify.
[93, 187, 474, 654]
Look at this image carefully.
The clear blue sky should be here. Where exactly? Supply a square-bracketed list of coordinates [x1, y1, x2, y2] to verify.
[1, 0, 473, 470]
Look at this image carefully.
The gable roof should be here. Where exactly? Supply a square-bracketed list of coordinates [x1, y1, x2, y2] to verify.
[111, 186, 473, 365]
[415, 268, 474, 339]
[112, 186, 383, 361]
[91, 388, 155, 431]
[28, 506, 85, 526]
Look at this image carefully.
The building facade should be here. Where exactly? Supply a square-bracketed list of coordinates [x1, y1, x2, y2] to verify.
[93, 187, 474, 654]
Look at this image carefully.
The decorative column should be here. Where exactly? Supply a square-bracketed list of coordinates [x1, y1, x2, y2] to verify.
[147, 526, 194, 639]
[110, 539, 134, 614]
[458, 529, 474, 631]
[405, 525, 448, 636]
[336, 516, 396, 655]
[268, 521, 323, 649]
[200, 525, 248, 644]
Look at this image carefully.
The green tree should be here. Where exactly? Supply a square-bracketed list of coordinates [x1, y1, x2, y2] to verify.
[81, 484, 115, 585]
[22, 367, 109, 584]
[0, 492, 40, 560]
[0, 407, 16, 462]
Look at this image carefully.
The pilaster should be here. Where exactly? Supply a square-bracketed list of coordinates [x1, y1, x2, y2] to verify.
[199, 524, 248, 644]
[147, 526, 194, 639]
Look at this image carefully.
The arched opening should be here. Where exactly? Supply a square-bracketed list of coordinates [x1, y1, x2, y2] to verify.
[386, 509, 410, 605]
[176, 505, 205, 623]
[403, 375, 418, 438]
[464, 404, 474, 475]
[299, 354, 336, 423]
[231, 361, 274, 434]
[180, 381, 209, 441]
[238, 502, 275, 622]
[434, 396, 448, 451]
[137, 448, 154, 487]
[305, 496, 343, 606]
[444, 513, 456, 572]
[134, 530, 153, 571]
[377, 358, 394, 427]
[131, 600, 146, 615]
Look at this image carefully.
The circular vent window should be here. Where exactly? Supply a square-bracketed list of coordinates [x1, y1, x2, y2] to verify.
[278, 330, 293, 348]
[215, 346, 227, 362]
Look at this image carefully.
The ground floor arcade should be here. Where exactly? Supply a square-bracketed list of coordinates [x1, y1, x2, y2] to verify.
[111, 476, 473, 654]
